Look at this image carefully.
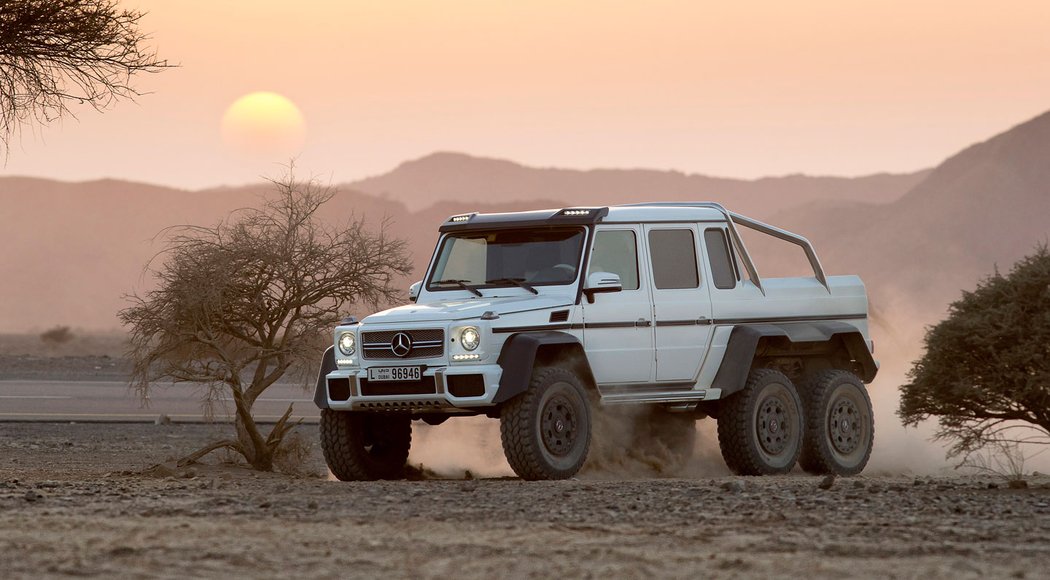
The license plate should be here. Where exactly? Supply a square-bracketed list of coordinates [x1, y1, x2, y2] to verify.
[367, 366, 422, 382]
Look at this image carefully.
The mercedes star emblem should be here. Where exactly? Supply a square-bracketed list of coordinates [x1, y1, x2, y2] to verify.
[391, 332, 413, 357]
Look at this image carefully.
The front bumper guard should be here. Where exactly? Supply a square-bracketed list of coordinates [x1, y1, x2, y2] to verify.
[322, 364, 504, 411]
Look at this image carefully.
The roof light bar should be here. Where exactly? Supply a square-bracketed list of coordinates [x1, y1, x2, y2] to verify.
[561, 209, 591, 216]
[449, 214, 472, 223]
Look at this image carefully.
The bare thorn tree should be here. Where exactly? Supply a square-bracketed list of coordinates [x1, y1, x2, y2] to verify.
[120, 171, 412, 471]
[0, 0, 172, 152]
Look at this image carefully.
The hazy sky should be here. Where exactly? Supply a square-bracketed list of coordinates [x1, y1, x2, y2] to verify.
[4, 0, 1050, 189]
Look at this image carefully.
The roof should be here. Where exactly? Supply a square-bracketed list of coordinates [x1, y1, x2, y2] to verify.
[603, 204, 728, 223]
[438, 203, 730, 233]
[438, 207, 610, 232]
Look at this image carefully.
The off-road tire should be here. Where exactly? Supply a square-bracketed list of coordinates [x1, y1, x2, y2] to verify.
[717, 368, 804, 475]
[798, 370, 874, 476]
[320, 409, 412, 481]
[500, 367, 592, 480]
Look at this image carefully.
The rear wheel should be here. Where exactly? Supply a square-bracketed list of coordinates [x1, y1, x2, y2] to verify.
[798, 370, 874, 476]
[320, 410, 412, 481]
[500, 367, 592, 480]
[717, 368, 804, 475]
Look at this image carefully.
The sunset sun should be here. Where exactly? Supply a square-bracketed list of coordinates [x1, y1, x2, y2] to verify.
[221, 91, 306, 158]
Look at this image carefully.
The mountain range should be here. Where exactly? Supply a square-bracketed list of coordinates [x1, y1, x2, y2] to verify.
[2, 110, 1048, 339]
[349, 151, 929, 213]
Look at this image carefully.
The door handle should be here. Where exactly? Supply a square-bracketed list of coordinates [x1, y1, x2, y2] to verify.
[635, 318, 652, 327]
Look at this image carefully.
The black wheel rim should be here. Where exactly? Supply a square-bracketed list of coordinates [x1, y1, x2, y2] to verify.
[757, 392, 791, 456]
[829, 396, 861, 455]
[541, 393, 578, 457]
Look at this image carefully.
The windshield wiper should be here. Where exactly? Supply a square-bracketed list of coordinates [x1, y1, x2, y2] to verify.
[485, 277, 539, 295]
[432, 279, 483, 297]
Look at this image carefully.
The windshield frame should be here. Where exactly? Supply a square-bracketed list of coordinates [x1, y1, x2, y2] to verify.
[424, 226, 590, 295]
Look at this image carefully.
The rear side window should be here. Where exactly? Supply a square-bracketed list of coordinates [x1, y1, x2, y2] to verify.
[590, 230, 640, 290]
[648, 229, 699, 289]
[704, 228, 737, 289]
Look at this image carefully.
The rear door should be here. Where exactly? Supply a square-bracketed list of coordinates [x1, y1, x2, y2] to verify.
[643, 225, 715, 383]
[581, 225, 654, 384]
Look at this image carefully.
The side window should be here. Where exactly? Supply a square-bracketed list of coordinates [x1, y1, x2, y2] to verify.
[589, 230, 639, 290]
[648, 229, 699, 289]
[704, 228, 737, 289]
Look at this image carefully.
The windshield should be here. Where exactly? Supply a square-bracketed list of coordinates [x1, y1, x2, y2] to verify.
[427, 227, 586, 292]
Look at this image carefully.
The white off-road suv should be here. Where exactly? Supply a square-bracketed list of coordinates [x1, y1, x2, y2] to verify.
[315, 203, 878, 480]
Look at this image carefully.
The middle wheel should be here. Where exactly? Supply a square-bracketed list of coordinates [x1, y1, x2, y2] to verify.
[500, 366, 592, 480]
[717, 368, 804, 475]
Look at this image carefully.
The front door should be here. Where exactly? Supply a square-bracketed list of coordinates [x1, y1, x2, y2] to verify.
[643, 225, 715, 383]
[581, 225, 654, 384]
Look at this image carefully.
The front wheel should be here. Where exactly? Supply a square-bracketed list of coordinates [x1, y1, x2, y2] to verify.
[798, 370, 874, 476]
[717, 368, 804, 475]
[500, 367, 592, 480]
[320, 410, 412, 481]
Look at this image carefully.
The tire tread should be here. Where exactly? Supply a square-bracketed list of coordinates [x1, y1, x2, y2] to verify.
[717, 368, 802, 476]
[500, 367, 589, 480]
[798, 369, 873, 476]
[320, 409, 411, 481]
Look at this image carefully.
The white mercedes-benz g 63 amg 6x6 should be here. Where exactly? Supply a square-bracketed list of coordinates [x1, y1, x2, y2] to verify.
[315, 202, 877, 480]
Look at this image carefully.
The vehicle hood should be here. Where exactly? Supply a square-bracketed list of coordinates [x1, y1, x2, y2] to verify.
[362, 295, 573, 325]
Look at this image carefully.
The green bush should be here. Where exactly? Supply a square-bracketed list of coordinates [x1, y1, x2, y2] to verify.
[899, 245, 1050, 456]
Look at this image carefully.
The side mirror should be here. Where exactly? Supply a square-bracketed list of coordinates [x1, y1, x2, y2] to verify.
[583, 272, 623, 303]
[408, 280, 422, 302]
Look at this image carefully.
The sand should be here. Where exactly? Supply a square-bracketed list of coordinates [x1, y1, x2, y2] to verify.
[2, 421, 1049, 579]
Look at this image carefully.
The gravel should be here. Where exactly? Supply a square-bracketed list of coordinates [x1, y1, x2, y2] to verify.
[2, 422, 1050, 578]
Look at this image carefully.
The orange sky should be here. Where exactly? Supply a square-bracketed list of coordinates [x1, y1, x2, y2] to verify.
[4, 0, 1050, 188]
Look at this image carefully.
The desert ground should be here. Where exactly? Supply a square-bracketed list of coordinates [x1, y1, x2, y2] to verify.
[4, 421, 1050, 579]
[2, 339, 1050, 578]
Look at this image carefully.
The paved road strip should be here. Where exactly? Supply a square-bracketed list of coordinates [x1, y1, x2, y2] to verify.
[0, 395, 73, 399]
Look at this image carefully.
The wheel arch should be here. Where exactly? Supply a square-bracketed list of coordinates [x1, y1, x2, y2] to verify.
[492, 331, 596, 404]
[314, 345, 337, 409]
[712, 322, 877, 397]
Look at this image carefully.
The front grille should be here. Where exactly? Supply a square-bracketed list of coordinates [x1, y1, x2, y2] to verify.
[360, 376, 437, 396]
[362, 328, 444, 359]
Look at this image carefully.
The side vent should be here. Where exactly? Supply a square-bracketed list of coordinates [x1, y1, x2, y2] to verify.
[549, 310, 569, 323]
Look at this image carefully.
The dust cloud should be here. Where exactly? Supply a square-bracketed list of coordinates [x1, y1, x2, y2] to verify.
[404, 335, 1050, 479]
[407, 410, 731, 480]
[583, 406, 729, 479]
[409, 417, 513, 478]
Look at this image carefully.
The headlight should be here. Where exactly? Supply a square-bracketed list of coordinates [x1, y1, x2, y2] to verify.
[337, 332, 356, 356]
[460, 326, 480, 351]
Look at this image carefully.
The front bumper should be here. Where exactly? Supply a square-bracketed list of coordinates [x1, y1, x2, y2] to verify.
[323, 364, 504, 412]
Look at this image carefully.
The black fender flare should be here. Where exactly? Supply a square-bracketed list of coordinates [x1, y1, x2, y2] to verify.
[492, 331, 594, 404]
[313, 345, 336, 409]
[711, 322, 877, 397]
